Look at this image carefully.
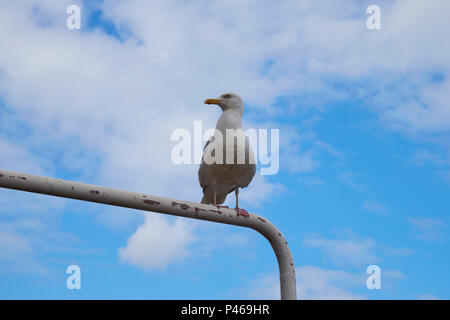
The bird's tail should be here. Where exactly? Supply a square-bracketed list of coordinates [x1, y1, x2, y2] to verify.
[200, 194, 227, 205]
[201, 196, 209, 204]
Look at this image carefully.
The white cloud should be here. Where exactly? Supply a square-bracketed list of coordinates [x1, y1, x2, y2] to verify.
[237, 174, 285, 208]
[0, 138, 47, 175]
[290, 150, 318, 173]
[277, 126, 343, 175]
[362, 199, 391, 215]
[407, 149, 450, 185]
[246, 266, 366, 300]
[409, 217, 447, 242]
[337, 171, 366, 192]
[298, 176, 323, 187]
[0, 138, 79, 275]
[295, 266, 366, 300]
[245, 263, 406, 299]
[382, 81, 450, 133]
[119, 214, 195, 270]
[0, 226, 46, 275]
[0, 215, 82, 275]
[304, 235, 378, 268]
[303, 230, 413, 268]
[408, 149, 448, 167]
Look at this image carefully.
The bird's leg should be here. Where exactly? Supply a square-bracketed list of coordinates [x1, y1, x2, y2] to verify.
[234, 187, 249, 217]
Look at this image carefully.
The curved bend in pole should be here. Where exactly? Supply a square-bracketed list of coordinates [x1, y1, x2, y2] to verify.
[0, 169, 297, 300]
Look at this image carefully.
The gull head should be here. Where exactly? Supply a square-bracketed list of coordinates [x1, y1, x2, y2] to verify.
[204, 93, 243, 113]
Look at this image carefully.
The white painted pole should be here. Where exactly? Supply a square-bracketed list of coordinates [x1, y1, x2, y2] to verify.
[0, 169, 296, 300]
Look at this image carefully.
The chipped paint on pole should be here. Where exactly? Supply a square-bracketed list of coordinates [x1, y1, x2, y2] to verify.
[0, 169, 297, 300]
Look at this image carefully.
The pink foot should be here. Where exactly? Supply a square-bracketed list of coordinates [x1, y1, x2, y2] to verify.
[235, 208, 249, 217]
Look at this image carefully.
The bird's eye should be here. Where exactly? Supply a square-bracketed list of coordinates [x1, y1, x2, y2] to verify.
[223, 94, 231, 99]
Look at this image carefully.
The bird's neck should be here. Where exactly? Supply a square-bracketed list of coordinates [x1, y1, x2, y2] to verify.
[215, 109, 243, 134]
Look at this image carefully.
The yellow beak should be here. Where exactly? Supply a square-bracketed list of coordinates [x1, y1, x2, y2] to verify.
[204, 98, 222, 105]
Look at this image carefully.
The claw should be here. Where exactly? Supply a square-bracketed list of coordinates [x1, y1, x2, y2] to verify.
[235, 208, 249, 217]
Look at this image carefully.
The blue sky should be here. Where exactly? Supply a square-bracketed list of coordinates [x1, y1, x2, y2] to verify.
[0, 0, 449, 299]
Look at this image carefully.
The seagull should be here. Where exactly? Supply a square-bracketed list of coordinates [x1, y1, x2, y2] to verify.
[198, 93, 256, 217]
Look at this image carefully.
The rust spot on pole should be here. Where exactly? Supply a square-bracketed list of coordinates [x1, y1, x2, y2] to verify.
[257, 217, 266, 223]
[236, 208, 250, 218]
[143, 199, 160, 206]
[0, 174, 3, 178]
[195, 207, 207, 213]
[172, 201, 190, 210]
[89, 190, 100, 195]
[18, 176, 27, 180]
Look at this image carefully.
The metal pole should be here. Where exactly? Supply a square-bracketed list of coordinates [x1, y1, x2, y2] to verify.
[0, 169, 296, 300]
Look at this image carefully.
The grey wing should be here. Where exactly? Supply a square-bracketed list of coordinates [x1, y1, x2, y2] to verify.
[239, 137, 256, 188]
[198, 162, 208, 191]
[198, 135, 214, 190]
